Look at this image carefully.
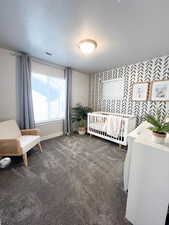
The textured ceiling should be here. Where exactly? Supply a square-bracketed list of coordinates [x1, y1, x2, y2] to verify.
[0, 0, 169, 73]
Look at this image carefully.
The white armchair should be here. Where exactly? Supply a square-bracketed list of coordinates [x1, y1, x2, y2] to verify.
[123, 121, 151, 191]
[0, 120, 42, 167]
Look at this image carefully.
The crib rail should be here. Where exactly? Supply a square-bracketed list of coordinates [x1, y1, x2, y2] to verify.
[87, 112, 136, 146]
[91, 111, 136, 118]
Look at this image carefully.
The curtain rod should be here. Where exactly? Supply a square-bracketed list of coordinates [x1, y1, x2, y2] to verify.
[10, 51, 65, 69]
[32, 57, 65, 70]
[10, 51, 22, 56]
[10, 50, 89, 75]
[32, 58, 90, 74]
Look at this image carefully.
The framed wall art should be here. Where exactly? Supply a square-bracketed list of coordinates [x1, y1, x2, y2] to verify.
[132, 82, 149, 101]
[102, 78, 124, 100]
[150, 80, 169, 101]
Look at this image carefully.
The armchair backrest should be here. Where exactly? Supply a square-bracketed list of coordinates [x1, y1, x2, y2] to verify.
[0, 120, 21, 139]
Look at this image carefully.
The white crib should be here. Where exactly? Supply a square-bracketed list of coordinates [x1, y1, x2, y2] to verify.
[87, 112, 136, 146]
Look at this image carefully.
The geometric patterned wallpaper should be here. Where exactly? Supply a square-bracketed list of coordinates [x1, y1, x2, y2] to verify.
[89, 55, 169, 125]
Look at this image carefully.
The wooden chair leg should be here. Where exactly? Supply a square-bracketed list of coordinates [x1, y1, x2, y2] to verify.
[22, 153, 28, 167]
[38, 143, 43, 152]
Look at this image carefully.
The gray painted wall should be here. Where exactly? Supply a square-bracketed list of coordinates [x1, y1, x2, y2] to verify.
[0, 48, 89, 139]
[72, 70, 89, 107]
[0, 48, 17, 121]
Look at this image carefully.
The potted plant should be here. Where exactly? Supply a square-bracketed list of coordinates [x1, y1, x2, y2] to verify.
[78, 119, 86, 135]
[145, 112, 169, 144]
[72, 104, 92, 135]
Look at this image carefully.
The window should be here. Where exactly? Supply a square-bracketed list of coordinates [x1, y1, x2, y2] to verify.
[32, 72, 65, 123]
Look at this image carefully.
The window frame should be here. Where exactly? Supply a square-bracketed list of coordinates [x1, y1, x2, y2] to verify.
[31, 72, 66, 124]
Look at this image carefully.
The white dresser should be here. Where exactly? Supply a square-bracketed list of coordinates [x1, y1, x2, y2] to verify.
[125, 133, 169, 225]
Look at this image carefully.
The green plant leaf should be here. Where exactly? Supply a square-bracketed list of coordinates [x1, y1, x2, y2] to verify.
[72, 103, 92, 123]
[79, 119, 86, 127]
[145, 114, 162, 128]
[145, 111, 169, 134]
[160, 122, 169, 132]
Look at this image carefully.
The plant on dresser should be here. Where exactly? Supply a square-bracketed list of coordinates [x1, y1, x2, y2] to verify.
[145, 111, 169, 144]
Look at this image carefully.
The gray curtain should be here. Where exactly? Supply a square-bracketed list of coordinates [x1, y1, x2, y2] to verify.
[17, 53, 35, 129]
[64, 67, 72, 135]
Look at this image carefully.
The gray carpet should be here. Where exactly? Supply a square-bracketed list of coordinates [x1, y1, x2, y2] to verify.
[0, 135, 130, 225]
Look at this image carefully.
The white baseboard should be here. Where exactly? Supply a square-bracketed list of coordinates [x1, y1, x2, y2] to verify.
[41, 132, 63, 141]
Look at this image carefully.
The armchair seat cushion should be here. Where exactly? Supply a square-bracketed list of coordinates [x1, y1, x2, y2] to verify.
[19, 135, 40, 153]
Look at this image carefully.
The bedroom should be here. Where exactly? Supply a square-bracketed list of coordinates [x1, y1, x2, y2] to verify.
[0, 0, 169, 225]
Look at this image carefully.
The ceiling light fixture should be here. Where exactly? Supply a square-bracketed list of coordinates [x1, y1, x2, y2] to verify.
[79, 39, 97, 54]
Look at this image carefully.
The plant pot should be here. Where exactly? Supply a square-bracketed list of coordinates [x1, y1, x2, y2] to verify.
[152, 132, 166, 144]
[78, 127, 86, 135]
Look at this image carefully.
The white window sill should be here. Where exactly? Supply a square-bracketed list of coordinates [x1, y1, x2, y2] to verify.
[35, 118, 64, 126]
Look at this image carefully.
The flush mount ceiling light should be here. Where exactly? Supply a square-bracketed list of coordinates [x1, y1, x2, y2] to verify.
[79, 39, 97, 54]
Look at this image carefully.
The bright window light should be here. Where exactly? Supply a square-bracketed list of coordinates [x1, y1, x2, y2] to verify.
[32, 72, 65, 124]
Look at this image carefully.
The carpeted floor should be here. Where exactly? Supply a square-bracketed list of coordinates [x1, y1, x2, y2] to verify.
[0, 135, 130, 225]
